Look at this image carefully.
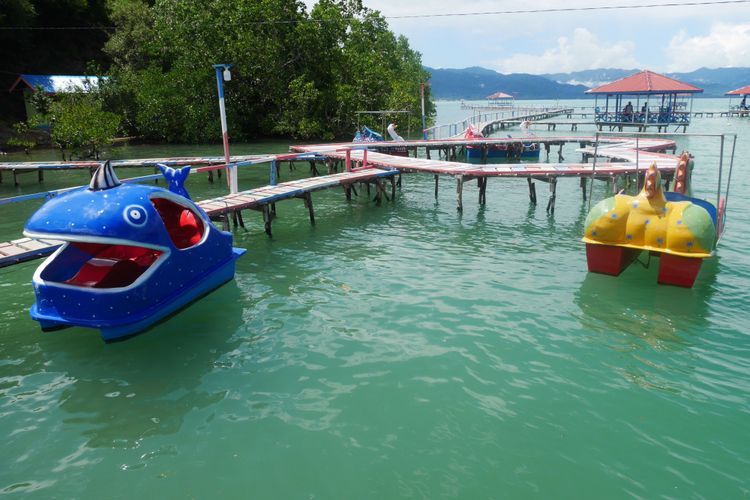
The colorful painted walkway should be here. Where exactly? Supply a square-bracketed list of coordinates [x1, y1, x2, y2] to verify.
[0, 135, 685, 268]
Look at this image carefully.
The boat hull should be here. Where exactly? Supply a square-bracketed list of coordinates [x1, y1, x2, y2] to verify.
[466, 146, 540, 159]
[30, 247, 245, 341]
[585, 243, 704, 288]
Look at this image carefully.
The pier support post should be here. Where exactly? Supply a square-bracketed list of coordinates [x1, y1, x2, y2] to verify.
[546, 177, 558, 215]
[456, 176, 464, 212]
[309, 160, 319, 177]
[478, 177, 487, 205]
[344, 184, 352, 201]
[434, 175, 439, 199]
[262, 205, 273, 237]
[545, 143, 551, 161]
[38, 169, 43, 183]
[527, 177, 537, 205]
[379, 179, 389, 202]
[304, 192, 315, 225]
[580, 178, 587, 202]
[558, 145, 565, 162]
[390, 176, 396, 200]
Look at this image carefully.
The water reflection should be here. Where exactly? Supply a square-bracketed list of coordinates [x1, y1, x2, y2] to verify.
[575, 256, 717, 348]
[45, 282, 244, 449]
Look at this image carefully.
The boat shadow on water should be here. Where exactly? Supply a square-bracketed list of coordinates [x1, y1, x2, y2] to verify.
[37, 281, 246, 449]
[574, 254, 718, 349]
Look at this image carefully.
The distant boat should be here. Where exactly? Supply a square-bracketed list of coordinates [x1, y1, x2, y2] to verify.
[463, 124, 540, 160]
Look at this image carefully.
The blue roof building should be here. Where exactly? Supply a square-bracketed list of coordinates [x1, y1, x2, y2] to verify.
[9, 74, 107, 120]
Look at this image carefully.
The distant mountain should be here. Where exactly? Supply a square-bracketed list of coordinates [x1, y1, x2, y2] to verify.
[540, 67, 750, 97]
[541, 69, 638, 88]
[426, 66, 589, 100]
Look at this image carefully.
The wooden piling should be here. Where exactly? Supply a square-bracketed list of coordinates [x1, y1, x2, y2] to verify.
[546, 177, 557, 215]
[303, 192, 315, 225]
[456, 176, 464, 211]
[262, 205, 273, 237]
[527, 177, 537, 205]
[478, 177, 487, 205]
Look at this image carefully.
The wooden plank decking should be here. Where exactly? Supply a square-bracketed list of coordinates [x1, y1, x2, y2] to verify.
[0, 155, 274, 186]
[0, 136, 688, 269]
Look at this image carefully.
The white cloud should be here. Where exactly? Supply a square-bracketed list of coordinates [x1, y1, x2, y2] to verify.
[666, 23, 750, 72]
[488, 28, 639, 74]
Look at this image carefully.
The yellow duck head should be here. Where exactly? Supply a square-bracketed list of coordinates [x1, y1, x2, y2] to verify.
[583, 162, 715, 258]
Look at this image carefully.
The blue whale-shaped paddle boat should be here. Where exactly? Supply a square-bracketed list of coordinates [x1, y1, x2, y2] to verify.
[23, 161, 246, 342]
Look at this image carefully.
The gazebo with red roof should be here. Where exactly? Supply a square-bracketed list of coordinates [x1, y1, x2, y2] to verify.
[725, 85, 749, 115]
[586, 70, 703, 132]
[486, 91, 514, 107]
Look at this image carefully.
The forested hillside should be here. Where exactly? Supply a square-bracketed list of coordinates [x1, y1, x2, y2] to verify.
[1, 0, 434, 142]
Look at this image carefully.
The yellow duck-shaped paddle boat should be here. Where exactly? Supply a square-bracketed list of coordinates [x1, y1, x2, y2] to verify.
[582, 155, 717, 287]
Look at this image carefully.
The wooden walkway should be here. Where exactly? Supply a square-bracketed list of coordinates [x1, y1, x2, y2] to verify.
[0, 167, 397, 268]
[0, 135, 683, 269]
[0, 237, 64, 268]
[0, 154, 271, 186]
[425, 108, 573, 139]
[290, 136, 677, 164]
[291, 136, 680, 212]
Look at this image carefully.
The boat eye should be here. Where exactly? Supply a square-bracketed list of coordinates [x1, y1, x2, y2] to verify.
[123, 205, 148, 227]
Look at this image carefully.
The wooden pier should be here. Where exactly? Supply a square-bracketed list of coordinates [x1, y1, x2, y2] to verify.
[425, 108, 573, 139]
[0, 165, 397, 268]
[292, 136, 680, 212]
[0, 154, 272, 186]
[0, 135, 684, 269]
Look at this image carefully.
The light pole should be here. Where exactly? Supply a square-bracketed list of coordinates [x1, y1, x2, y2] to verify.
[213, 63, 237, 194]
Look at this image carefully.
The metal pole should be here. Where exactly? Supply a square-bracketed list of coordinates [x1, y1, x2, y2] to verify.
[721, 134, 737, 234]
[635, 136, 640, 190]
[213, 63, 237, 194]
[588, 132, 599, 210]
[421, 83, 427, 140]
[717, 134, 725, 210]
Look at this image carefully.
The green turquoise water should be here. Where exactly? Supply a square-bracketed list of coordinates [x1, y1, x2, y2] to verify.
[1, 99, 749, 498]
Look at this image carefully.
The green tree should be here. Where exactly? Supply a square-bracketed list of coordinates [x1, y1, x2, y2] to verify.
[102, 0, 435, 142]
[48, 92, 121, 160]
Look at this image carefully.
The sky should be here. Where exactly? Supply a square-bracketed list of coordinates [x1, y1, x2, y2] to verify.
[303, 0, 750, 74]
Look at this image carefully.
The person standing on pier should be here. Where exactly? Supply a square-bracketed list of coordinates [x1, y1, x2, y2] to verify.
[623, 101, 634, 121]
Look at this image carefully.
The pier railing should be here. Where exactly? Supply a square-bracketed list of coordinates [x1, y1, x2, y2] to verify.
[425, 107, 574, 140]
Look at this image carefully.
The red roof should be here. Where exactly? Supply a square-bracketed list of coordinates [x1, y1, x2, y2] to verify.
[585, 70, 703, 95]
[487, 92, 513, 99]
[726, 85, 750, 95]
